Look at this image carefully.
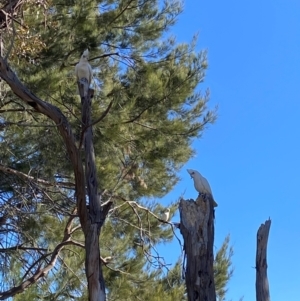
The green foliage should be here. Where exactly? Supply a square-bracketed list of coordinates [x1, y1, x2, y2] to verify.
[214, 235, 234, 301]
[0, 0, 219, 299]
[106, 260, 186, 301]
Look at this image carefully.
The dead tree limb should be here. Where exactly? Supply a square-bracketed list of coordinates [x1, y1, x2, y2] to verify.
[79, 80, 112, 301]
[179, 196, 216, 301]
[256, 218, 271, 301]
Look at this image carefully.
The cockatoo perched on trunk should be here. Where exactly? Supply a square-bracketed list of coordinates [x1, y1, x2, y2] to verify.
[187, 169, 218, 207]
[75, 49, 93, 98]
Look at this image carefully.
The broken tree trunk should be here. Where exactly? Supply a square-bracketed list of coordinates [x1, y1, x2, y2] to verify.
[179, 195, 216, 301]
[256, 219, 271, 301]
[79, 80, 110, 301]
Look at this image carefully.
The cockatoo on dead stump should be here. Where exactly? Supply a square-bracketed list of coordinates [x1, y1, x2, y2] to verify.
[75, 49, 93, 98]
[187, 169, 218, 207]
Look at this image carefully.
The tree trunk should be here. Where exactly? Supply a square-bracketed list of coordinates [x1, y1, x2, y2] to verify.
[80, 82, 107, 301]
[256, 219, 271, 301]
[179, 195, 216, 301]
[0, 56, 111, 300]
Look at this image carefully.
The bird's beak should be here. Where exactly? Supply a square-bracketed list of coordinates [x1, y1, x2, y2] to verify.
[186, 169, 192, 178]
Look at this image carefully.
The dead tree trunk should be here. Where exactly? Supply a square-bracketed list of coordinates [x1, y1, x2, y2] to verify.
[179, 195, 216, 301]
[79, 81, 111, 301]
[256, 219, 271, 301]
[0, 56, 111, 300]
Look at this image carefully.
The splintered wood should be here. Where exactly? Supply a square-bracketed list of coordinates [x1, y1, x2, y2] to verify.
[179, 195, 216, 301]
[256, 219, 271, 301]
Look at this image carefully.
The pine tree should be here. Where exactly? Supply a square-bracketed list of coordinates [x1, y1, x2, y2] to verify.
[214, 235, 234, 301]
[0, 0, 217, 299]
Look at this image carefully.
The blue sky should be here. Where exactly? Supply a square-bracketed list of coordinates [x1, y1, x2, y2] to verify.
[161, 1, 300, 300]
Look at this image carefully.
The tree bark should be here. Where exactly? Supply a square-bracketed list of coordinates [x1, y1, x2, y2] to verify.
[256, 219, 271, 301]
[179, 195, 216, 301]
[80, 82, 107, 301]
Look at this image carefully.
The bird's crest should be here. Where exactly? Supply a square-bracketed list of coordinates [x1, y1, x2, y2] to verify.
[82, 49, 89, 59]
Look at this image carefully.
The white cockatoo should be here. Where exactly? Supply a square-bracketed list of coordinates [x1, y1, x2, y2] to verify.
[75, 49, 93, 97]
[187, 169, 218, 207]
[161, 208, 170, 222]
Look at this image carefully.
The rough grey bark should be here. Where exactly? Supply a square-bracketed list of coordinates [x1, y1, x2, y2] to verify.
[179, 195, 216, 301]
[79, 80, 109, 301]
[0, 56, 111, 301]
[256, 219, 271, 301]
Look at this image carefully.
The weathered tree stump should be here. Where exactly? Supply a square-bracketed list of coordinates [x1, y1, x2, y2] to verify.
[256, 219, 271, 301]
[179, 195, 216, 301]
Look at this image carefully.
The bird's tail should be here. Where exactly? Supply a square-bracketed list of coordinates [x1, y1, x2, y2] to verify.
[78, 78, 89, 98]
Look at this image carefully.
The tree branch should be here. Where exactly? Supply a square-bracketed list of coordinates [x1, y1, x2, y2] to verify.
[0, 214, 80, 300]
[0, 163, 75, 188]
[0, 56, 87, 231]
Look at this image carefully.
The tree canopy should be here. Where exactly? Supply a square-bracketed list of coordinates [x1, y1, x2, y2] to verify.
[0, 0, 222, 300]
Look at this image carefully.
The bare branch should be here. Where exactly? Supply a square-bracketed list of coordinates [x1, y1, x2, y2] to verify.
[0, 163, 75, 189]
[0, 245, 48, 252]
[0, 214, 81, 300]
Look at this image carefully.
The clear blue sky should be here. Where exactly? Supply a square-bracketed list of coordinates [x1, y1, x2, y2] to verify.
[160, 1, 300, 300]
